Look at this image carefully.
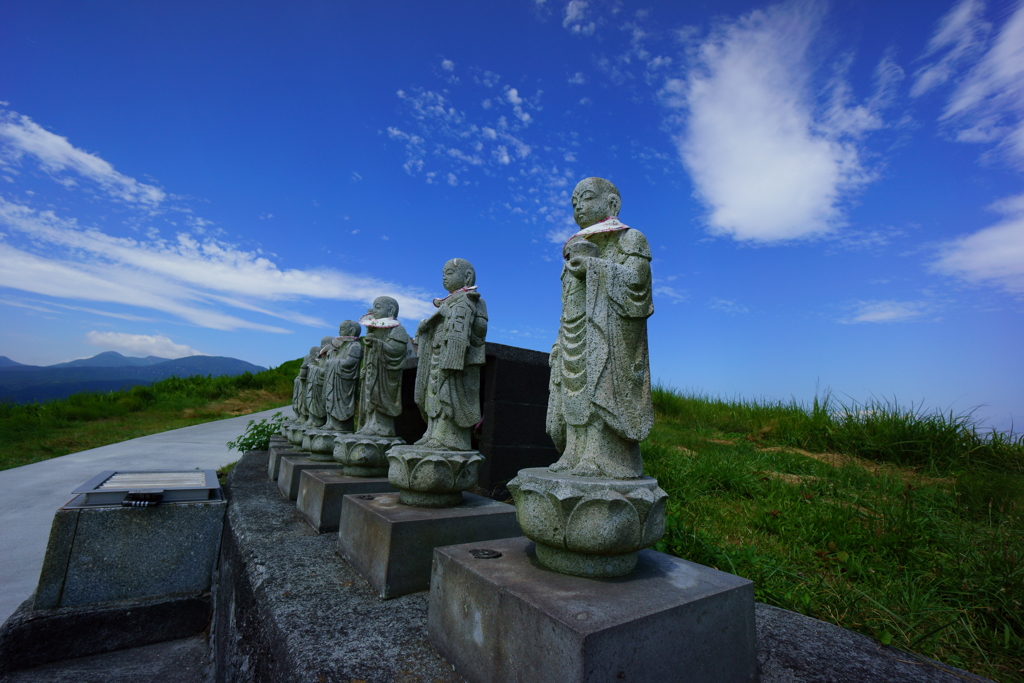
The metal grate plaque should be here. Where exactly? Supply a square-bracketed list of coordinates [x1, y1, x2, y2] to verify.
[70, 469, 221, 507]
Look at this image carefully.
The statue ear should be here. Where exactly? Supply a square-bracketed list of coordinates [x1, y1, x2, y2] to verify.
[609, 193, 621, 215]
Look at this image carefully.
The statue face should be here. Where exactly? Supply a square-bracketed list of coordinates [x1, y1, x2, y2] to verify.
[442, 261, 463, 291]
[572, 179, 620, 229]
[372, 299, 388, 318]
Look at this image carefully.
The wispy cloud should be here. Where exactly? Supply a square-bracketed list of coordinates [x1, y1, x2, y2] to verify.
[842, 300, 931, 323]
[914, 0, 1024, 164]
[932, 193, 1024, 293]
[708, 297, 748, 314]
[662, 1, 891, 242]
[0, 105, 436, 331]
[0, 108, 166, 207]
[563, 0, 596, 36]
[85, 331, 203, 358]
[654, 285, 688, 303]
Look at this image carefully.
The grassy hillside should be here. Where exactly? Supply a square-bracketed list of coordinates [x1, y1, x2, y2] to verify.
[0, 359, 300, 471]
[644, 387, 1023, 682]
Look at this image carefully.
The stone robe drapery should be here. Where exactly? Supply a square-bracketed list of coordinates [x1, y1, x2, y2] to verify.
[293, 355, 310, 420]
[415, 291, 488, 436]
[324, 338, 363, 424]
[547, 227, 654, 450]
[359, 324, 409, 427]
[305, 355, 327, 421]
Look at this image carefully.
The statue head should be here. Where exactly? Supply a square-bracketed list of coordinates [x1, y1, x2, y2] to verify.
[309, 346, 320, 358]
[571, 177, 621, 229]
[372, 295, 399, 319]
[320, 336, 334, 348]
[338, 320, 360, 337]
[442, 258, 476, 292]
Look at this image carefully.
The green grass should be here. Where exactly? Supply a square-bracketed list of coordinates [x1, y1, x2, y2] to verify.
[0, 359, 300, 471]
[645, 386, 1024, 682]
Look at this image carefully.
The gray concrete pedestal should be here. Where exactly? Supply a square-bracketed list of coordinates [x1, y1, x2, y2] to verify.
[295, 471, 396, 533]
[267, 440, 304, 481]
[428, 535, 757, 683]
[338, 492, 520, 599]
[277, 455, 343, 501]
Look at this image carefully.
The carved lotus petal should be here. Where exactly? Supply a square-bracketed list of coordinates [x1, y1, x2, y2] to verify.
[565, 490, 642, 555]
[410, 454, 456, 493]
[511, 483, 565, 548]
[386, 452, 411, 489]
[626, 485, 668, 524]
[640, 492, 667, 547]
[452, 453, 484, 490]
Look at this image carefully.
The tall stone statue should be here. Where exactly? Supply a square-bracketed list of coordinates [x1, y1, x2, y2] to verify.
[413, 258, 488, 451]
[284, 347, 314, 445]
[333, 297, 409, 477]
[322, 320, 363, 432]
[388, 259, 487, 507]
[509, 178, 666, 577]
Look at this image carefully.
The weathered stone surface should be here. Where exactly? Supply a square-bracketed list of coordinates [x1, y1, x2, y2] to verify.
[33, 498, 224, 609]
[430, 536, 756, 683]
[357, 296, 409, 439]
[295, 470, 395, 533]
[267, 444, 304, 481]
[306, 430, 338, 460]
[0, 593, 211, 675]
[338, 492, 519, 599]
[213, 450, 992, 683]
[276, 455, 343, 501]
[215, 450, 465, 683]
[322, 320, 362, 432]
[508, 467, 666, 577]
[413, 258, 487, 453]
[0, 635, 210, 683]
[388, 445, 484, 508]
[333, 434, 404, 477]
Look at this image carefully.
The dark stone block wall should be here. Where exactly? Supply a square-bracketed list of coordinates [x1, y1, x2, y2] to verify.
[393, 342, 558, 495]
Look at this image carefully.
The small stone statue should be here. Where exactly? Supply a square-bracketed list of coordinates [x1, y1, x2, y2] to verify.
[388, 259, 487, 507]
[303, 337, 334, 430]
[413, 258, 488, 451]
[322, 320, 363, 432]
[333, 297, 408, 476]
[509, 178, 666, 577]
[286, 346, 320, 447]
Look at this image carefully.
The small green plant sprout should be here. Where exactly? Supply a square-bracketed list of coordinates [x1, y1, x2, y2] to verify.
[227, 412, 285, 453]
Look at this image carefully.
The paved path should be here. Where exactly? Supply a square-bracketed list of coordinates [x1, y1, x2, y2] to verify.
[0, 406, 292, 624]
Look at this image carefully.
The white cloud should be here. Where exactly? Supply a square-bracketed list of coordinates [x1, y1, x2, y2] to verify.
[932, 193, 1024, 293]
[85, 331, 203, 358]
[0, 107, 165, 207]
[842, 300, 930, 323]
[664, 2, 883, 242]
[708, 298, 749, 314]
[563, 0, 596, 35]
[911, 0, 991, 98]
[654, 285, 688, 303]
[568, 72, 587, 85]
[447, 173, 459, 186]
[441, 59, 455, 72]
[942, 1, 1024, 163]
[0, 199, 437, 328]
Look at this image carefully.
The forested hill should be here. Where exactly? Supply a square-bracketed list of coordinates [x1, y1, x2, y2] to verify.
[0, 355, 267, 404]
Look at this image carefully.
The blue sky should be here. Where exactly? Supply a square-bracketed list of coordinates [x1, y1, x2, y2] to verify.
[1, 0, 1021, 431]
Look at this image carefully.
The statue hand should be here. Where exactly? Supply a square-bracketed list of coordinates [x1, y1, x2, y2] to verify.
[567, 256, 589, 278]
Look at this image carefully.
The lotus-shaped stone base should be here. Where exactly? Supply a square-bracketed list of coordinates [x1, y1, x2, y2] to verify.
[387, 446, 484, 508]
[333, 434, 405, 477]
[508, 467, 667, 578]
[285, 424, 306, 448]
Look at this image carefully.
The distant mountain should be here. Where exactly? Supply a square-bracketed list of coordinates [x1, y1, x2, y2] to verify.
[0, 355, 267, 405]
[47, 351, 171, 369]
[0, 356, 26, 368]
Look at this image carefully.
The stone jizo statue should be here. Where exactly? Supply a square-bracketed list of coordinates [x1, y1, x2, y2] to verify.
[321, 320, 363, 433]
[547, 176, 654, 480]
[304, 338, 333, 429]
[509, 178, 665, 578]
[387, 259, 487, 507]
[414, 258, 488, 452]
[333, 297, 409, 477]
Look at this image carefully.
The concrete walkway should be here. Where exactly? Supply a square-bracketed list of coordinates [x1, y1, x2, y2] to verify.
[0, 406, 292, 624]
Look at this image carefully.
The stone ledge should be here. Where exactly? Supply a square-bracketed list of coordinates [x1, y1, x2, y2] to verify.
[0, 592, 211, 676]
[214, 450, 992, 683]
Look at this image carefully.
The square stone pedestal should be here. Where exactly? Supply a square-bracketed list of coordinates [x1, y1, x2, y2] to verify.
[277, 455, 343, 501]
[295, 471, 396, 533]
[428, 536, 757, 683]
[338, 492, 520, 599]
[268, 442, 305, 481]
